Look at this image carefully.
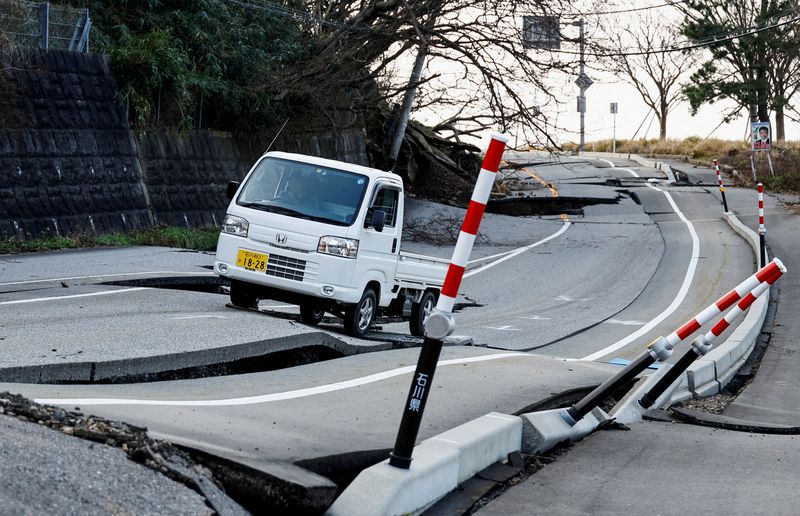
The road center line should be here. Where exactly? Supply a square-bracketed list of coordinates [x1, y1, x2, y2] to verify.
[580, 164, 700, 361]
[464, 221, 571, 278]
[34, 352, 528, 407]
[0, 287, 152, 305]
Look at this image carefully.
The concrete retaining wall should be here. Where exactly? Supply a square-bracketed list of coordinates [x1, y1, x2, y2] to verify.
[0, 49, 369, 239]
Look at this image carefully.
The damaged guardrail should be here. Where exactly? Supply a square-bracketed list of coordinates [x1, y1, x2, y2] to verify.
[562, 258, 787, 426]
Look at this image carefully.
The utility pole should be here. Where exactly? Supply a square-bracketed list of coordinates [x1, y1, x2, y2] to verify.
[578, 18, 585, 152]
[610, 102, 618, 154]
[572, 18, 591, 152]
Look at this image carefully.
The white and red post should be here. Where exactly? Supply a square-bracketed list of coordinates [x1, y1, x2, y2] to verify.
[714, 159, 729, 212]
[564, 258, 786, 424]
[638, 262, 784, 408]
[389, 132, 509, 469]
[758, 183, 766, 267]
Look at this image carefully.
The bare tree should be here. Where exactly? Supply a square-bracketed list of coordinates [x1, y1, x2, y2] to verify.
[603, 12, 696, 140]
[280, 0, 592, 149]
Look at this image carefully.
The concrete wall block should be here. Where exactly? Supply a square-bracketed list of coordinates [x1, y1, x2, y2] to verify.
[427, 412, 522, 484]
[521, 407, 607, 455]
[328, 441, 460, 516]
[686, 357, 716, 395]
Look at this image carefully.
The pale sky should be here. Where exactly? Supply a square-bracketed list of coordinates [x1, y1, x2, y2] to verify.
[410, 1, 796, 147]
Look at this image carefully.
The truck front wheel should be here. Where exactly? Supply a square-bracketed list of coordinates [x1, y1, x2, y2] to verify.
[410, 290, 437, 337]
[300, 304, 326, 326]
[229, 279, 258, 309]
[344, 288, 377, 338]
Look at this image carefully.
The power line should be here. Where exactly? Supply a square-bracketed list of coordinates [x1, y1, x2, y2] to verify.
[571, 1, 689, 17]
[553, 7, 800, 57]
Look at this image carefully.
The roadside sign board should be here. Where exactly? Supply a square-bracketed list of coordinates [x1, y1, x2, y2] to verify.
[575, 72, 593, 90]
[751, 121, 771, 151]
[522, 16, 561, 49]
[610, 102, 618, 114]
[577, 95, 586, 113]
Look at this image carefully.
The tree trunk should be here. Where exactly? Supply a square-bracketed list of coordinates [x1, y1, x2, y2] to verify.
[659, 101, 668, 140]
[776, 105, 785, 141]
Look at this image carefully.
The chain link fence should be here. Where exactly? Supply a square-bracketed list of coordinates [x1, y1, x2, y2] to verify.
[0, 1, 91, 55]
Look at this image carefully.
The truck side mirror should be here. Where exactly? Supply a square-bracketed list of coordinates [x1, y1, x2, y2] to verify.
[226, 181, 240, 200]
[370, 210, 386, 233]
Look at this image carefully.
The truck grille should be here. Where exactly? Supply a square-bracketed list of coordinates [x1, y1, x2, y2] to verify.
[266, 254, 306, 282]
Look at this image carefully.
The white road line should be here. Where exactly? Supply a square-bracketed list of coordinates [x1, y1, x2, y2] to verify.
[463, 221, 571, 278]
[170, 315, 228, 320]
[605, 319, 646, 326]
[482, 326, 522, 331]
[520, 315, 551, 321]
[581, 164, 700, 361]
[599, 158, 615, 168]
[0, 271, 215, 287]
[555, 295, 592, 302]
[34, 352, 528, 407]
[0, 287, 152, 305]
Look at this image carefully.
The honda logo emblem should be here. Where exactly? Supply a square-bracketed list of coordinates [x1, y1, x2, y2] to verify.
[275, 233, 288, 244]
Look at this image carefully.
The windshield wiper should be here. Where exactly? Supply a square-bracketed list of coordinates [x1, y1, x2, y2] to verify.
[238, 202, 317, 220]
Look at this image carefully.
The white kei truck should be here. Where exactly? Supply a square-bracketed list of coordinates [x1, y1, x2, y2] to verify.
[214, 151, 448, 337]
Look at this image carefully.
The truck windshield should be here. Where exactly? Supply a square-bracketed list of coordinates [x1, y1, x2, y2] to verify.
[237, 157, 369, 226]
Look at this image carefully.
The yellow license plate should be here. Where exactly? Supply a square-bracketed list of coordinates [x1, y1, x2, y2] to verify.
[236, 249, 268, 272]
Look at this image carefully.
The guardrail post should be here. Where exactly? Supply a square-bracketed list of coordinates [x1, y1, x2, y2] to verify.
[714, 159, 729, 213]
[758, 183, 766, 267]
[39, 2, 49, 49]
[562, 258, 786, 425]
[639, 267, 782, 408]
[389, 132, 509, 469]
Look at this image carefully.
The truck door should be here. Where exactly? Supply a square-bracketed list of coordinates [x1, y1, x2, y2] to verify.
[357, 184, 402, 305]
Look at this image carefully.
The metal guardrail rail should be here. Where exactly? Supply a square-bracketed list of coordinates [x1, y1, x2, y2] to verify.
[0, 1, 91, 52]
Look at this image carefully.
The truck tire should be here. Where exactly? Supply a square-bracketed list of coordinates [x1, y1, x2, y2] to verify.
[344, 287, 377, 338]
[300, 304, 325, 326]
[229, 279, 258, 309]
[410, 290, 437, 337]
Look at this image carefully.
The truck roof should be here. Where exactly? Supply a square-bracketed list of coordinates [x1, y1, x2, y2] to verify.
[264, 151, 403, 184]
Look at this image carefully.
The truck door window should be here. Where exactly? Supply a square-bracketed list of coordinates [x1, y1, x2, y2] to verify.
[366, 188, 399, 228]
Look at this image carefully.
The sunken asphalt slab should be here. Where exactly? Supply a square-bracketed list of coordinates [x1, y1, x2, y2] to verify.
[0, 413, 212, 516]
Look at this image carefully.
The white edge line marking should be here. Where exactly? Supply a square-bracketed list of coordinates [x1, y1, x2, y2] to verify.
[599, 158, 615, 168]
[464, 221, 571, 278]
[170, 315, 228, 320]
[0, 287, 152, 305]
[34, 352, 528, 407]
[581, 165, 699, 361]
[0, 271, 216, 287]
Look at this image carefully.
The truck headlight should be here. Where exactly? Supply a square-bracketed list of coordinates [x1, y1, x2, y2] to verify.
[222, 214, 248, 237]
[318, 236, 359, 258]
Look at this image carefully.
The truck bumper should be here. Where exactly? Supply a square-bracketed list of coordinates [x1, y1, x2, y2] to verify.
[214, 233, 363, 304]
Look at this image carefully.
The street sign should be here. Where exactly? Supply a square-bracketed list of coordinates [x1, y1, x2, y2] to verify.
[575, 72, 593, 90]
[610, 102, 618, 114]
[522, 16, 561, 50]
[577, 95, 586, 113]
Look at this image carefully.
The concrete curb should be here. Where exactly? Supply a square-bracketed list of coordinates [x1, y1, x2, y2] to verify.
[578, 151, 678, 183]
[328, 407, 610, 515]
[611, 212, 769, 424]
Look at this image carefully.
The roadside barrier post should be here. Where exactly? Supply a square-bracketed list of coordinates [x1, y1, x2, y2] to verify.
[638, 266, 783, 408]
[714, 159, 729, 213]
[562, 258, 786, 426]
[389, 132, 509, 469]
[758, 183, 766, 267]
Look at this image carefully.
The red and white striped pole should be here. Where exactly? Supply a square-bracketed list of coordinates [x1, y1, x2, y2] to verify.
[661, 258, 784, 352]
[714, 159, 729, 212]
[639, 264, 784, 408]
[758, 183, 766, 267]
[390, 132, 509, 469]
[564, 258, 786, 424]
